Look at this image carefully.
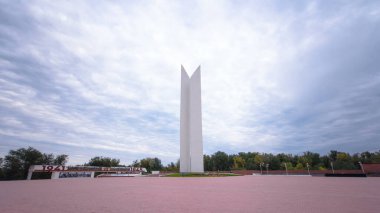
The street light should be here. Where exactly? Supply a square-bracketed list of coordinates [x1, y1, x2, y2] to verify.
[359, 161, 365, 174]
[284, 162, 288, 175]
[306, 163, 310, 176]
[259, 162, 264, 175]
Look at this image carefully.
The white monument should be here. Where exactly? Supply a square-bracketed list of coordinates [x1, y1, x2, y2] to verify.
[180, 65, 204, 173]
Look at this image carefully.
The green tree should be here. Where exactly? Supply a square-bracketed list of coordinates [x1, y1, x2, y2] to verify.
[54, 154, 69, 165]
[245, 157, 256, 170]
[204, 154, 213, 171]
[360, 151, 372, 163]
[329, 150, 338, 162]
[277, 153, 292, 163]
[291, 155, 299, 166]
[243, 152, 258, 170]
[352, 153, 361, 169]
[162, 160, 179, 172]
[131, 159, 140, 167]
[3, 147, 44, 180]
[372, 151, 380, 163]
[320, 155, 330, 169]
[228, 154, 235, 169]
[336, 153, 350, 161]
[295, 163, 304, 170]
[212, 151, 230, 171]
[334, 152, 355, 170]
[153, 158, 163, 171]
[297, 151, 320, 169]
[2, 147, 68, 180]
[42, 153, 54, 164]
[280, 162, 294, 170]
[232, 156, 246, 169]
[169, 162, 179, 171]
[139, 157, 163, 172]
[254, 154, 264, 165]
[264, 154, 280, 170]
[0, 157, 4, 179]
[85, 156, 120, 167]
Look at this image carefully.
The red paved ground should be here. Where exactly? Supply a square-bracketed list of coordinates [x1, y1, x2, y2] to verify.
[0, 176, 379, 213]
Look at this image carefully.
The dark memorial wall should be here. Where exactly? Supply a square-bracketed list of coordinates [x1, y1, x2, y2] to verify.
[59, 172, 92, 178]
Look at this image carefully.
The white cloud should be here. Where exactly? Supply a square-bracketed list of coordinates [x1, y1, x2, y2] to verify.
[0, 0, 380, 164]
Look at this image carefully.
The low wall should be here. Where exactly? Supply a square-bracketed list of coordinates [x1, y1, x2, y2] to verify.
[227, 170, 364, 176]
[159, 166, 380, 176]
[363, 164, 380, 175]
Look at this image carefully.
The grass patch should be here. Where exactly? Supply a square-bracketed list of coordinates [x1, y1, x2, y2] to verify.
[165, 173, 241, 177]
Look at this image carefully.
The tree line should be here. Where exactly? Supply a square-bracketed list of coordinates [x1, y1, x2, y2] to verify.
[1, 146, 379, 180]
[139, 150, 380, 172]
[203, 150, 380, 171]
[0, 147, 166, 180]
[0, 147, 68, 180]
[85, 156, 165, 173]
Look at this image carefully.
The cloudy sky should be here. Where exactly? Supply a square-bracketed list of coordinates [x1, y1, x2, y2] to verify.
[0, 0, 379, 165]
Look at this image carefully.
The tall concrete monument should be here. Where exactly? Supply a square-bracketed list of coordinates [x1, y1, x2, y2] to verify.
[180, 65, 204, 173]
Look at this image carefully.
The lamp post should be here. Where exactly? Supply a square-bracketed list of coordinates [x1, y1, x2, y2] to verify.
[284, 162, 288, 175]
[306, 163, 310, 176]
[259, 162, 264, 175]
[359, 161, 365, 174]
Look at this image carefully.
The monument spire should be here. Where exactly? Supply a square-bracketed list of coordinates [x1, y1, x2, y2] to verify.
[180, 65, 204, 173]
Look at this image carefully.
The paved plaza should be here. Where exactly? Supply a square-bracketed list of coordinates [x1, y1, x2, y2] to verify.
[0, 176, 379, 213]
